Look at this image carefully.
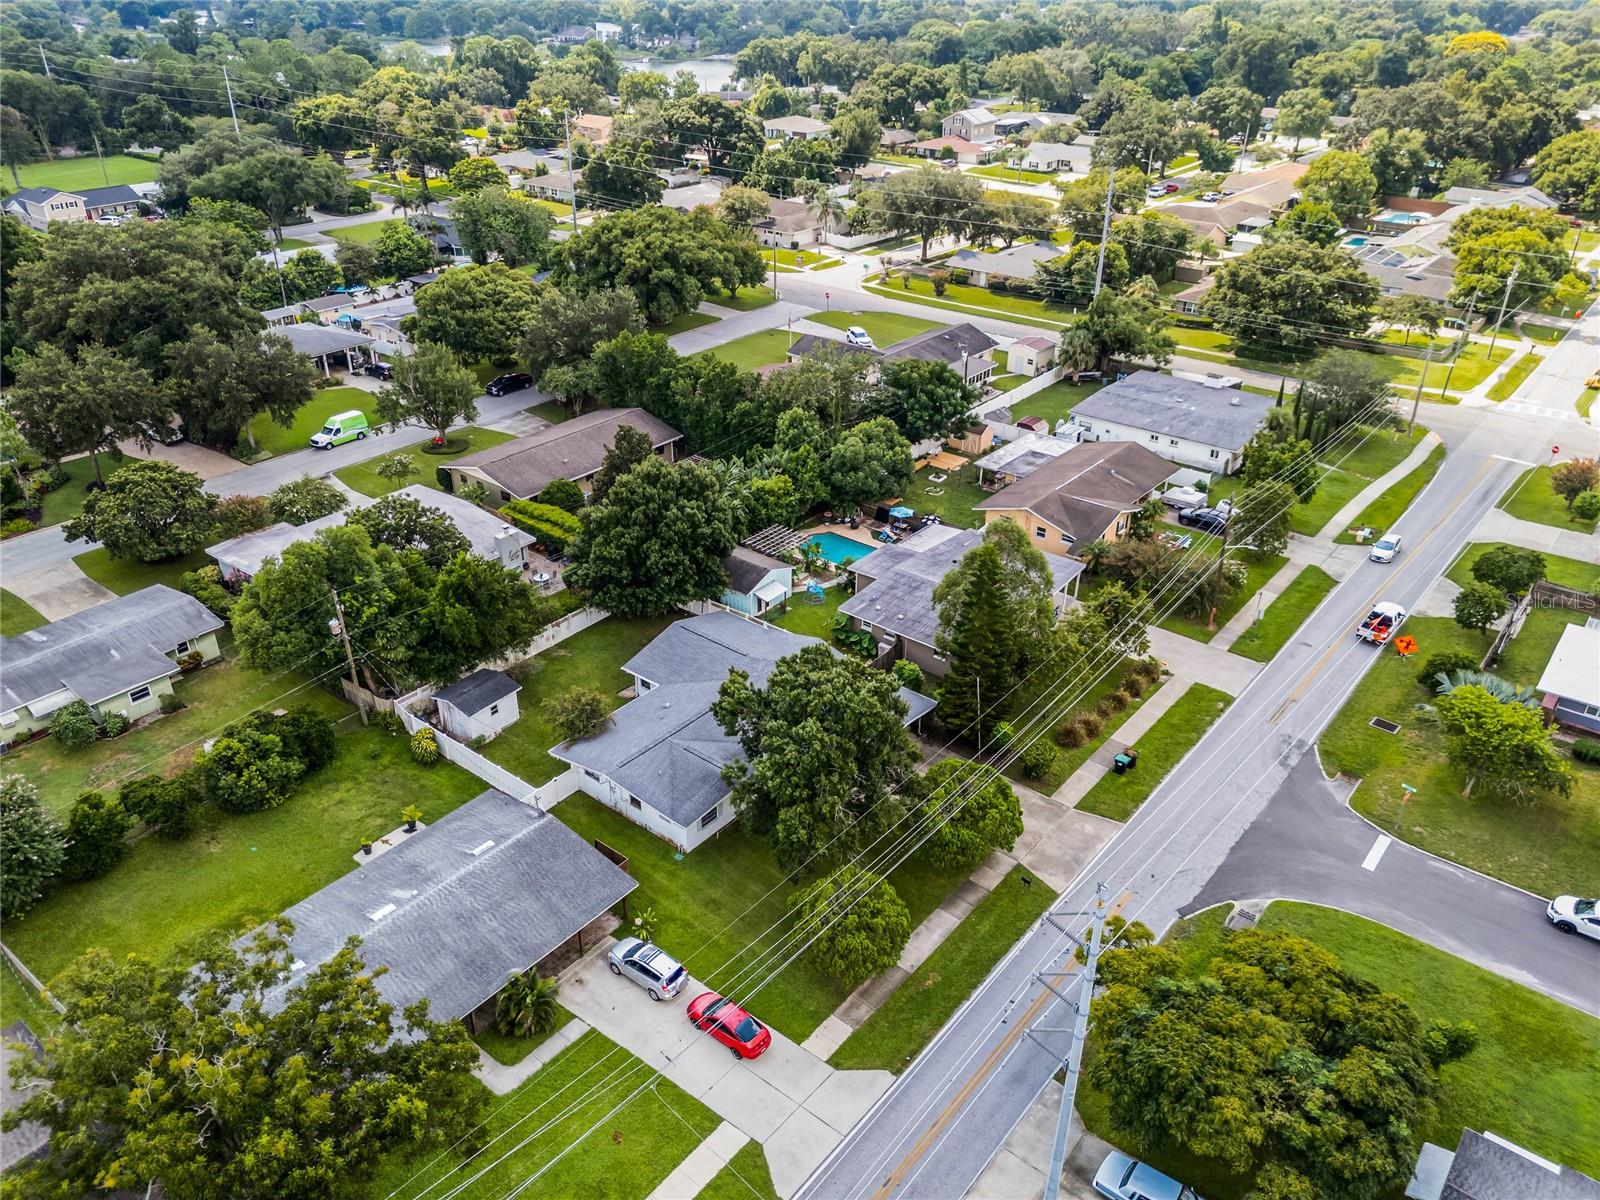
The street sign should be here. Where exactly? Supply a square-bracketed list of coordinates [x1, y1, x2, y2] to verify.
[1393, 634, 1418, 657]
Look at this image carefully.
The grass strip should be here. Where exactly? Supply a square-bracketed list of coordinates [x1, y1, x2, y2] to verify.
[1332, 443, 1446, 544]
[1, 588, 48, 637]
[696, 1141, 780, 1200]
[1076, 684, 1232, 821]
[1228, 566, 1337, 662]
[1486, 350, 1543, 401]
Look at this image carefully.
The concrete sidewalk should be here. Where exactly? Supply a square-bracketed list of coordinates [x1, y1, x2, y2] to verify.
[645, 1121, 750, 1200]
[472, 1016, 592, 1096]
[1047, 673, 1194, 809]
[1315, 430, 1442, 541]
[1469, 506, 1598, 561]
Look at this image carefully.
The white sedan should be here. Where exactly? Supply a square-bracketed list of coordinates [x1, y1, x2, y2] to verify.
[1368, 532, 1403, 563]
[844, 326, 875, 348]
[1547, 896, 1600, 942]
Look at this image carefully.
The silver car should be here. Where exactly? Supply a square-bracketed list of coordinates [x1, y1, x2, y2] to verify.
[1368, 532, 1403, 563]
[608, 938, 688, 1000]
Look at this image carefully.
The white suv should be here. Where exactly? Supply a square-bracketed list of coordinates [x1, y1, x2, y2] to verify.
[1547, 896, 1600, 941]
[844, 326, 875, 348]
[608, 938, 688, 1000]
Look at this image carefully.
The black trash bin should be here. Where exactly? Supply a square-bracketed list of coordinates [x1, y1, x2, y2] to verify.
[1112, 753, 1131, 775]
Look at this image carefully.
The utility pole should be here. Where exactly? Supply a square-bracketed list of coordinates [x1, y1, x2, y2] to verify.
[1407, 339, 1433, 433]
[1486, 266, 1518, 359]
[221, 65, 242, 140]
[1092, 169, 1115, 298]
[90, 131, 109, 186]
[1437, 287, 1478, 399]
[38, 45, 51, 78]
[1030, 882, 1113, 1200]
[329, 588, 369, 727]
[562, 112, 580, 236]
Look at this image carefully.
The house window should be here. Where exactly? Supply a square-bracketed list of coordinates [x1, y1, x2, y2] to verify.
[700, 804, 720, 828]
[629, 795, 643, 810]
[860, 621, 874, 633]
[489, 703, 499, 716]
[1169, 438, 1178, 446]
[175, 640, 189, 655]
[583, 769, 601, 782]
[1148, 433, 1158, 441]
[1209, 448, 1220, 459]
[1115, 516, 1129, 536]
[129, 685, 152, 703]
[500, 490, 512, 502]
[1035, 526, 1046, 538]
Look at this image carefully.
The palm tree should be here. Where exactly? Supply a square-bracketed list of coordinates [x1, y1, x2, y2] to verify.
[809, 187, 847, 243]
[495, 972, 561, 1038]
[1424, 669, 1537, 706]
[1080, 537, 1113, 575]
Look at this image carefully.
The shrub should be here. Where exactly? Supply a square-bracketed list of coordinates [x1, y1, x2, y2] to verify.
[537, 478, 585, 514]
[1416, 650, 1478, 689]
[544, 687, 611, 742]
[374, 710, 404, 735]
[1116, 688, 1139, 708]
[50, 700, 98, 750]
[410, 727, 439, 765]
[1131, 658, 1162, 685]
[212, 494, 275, 539]
[931, 269, 949, 296]
[495, 972, 562, 1038]
[158, 692, 184, 715]
[119, 776, 168, 822]
[1573, 491, 1600, 522]
[100, 710, 130, 738]
[268, 476, 347, 525]
[989, 720, 1016, 749]
[1123, 675, 1146, 699]
[177, 651, 204, 672]
[1572, 739, 1600, 765]
[180, 564, 236, 620]
[273, 707, 337, 772]
[501, 499, 582, 554]
[201, 727, 306, 813]
[62, 791, 135, 881]
[1, 775, 66, 920]
[1018, 738, 1057, 779]
[950, 268, 970, 285]
[1055, 717, 1087, 748]
[1078, 712, 1104, 739]
[2, 517, 35, 537]
[1099, 691, 1129, 716]
[789, 867, 912, 988]
[891, 658, 926, 691]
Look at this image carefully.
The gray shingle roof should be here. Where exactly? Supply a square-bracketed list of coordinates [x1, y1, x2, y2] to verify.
[723, 546, 790, 595]
[882, 322, 998, 366]
[435, 668, 520, 715]
[1, 585, 222, 715]
[275, 790, 636, 1022]
[76, 184, 142, 207]
[452, 408, 681, 500]
[6, 187, 64, 204]
[975, 440, 1174, 544]
[1436, 1130, 1600, 1200]
[1069, 370, 1272, 452]
[276, 323, 373, 358]
[553, 613, 934, 827]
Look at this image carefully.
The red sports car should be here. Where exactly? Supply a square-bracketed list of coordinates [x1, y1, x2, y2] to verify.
[687, 991, 773, 1059]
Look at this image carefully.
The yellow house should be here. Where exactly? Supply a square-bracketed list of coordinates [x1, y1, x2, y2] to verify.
[974, 441, 1174, 556]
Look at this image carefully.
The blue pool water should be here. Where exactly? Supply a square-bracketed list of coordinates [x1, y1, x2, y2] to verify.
[1343, 235, 1369, 247]
[806, 532, 876, 565]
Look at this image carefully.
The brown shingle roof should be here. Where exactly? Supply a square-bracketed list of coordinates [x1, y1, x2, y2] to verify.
[452, 408, 680, 499]
[975, 441, 1173, 544]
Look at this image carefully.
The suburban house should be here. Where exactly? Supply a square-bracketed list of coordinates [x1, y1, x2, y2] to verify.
[945, 241, 1062, 288]
[1019, 142, 1091, 173]
[1441, 183, 1558, 210]
[973, 431, 1078, 486]
[549, 613, 935, 853]
[1067, 370, 1272, 475]
[593, 21, 622, 41]
[995, 112, 1076, 137]
[907, 136, 1001, 164]
[754, 196, 824, 248]
[840, 524, 1083, 678]
[1220, 160, 1308, 207]
[1170, 275, 1215, 315]
[1536, 620, 1600, 735]
[448, 408, 682, 503]
[276, 322, 376, 376]
[572, 113, 614, 145]
[1406, 1129, 1600, 1200]
[433, 668, 521, 743]
[658, 178, 729, 211]
[261, 303, 302, 327]
[2, 183, 146, 230]
[975, 440, 1175, 556]
[786, 321, 1000, 387]
[763, 115, 830, 141]
[720, 547, 794, 616]
[207, 485, 535, 583]
[942, 107, 998, 143]
[554, 24, 596, 42]
[1006, 335, 1058, 377]
[273, 790, 636, 1034]
[879, 128, 917, 151]
[525, 168, 584, 204]
[0, 586, 224, 740]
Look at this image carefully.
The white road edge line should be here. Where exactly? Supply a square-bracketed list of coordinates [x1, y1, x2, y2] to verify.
[1361, 835, 1392, 872]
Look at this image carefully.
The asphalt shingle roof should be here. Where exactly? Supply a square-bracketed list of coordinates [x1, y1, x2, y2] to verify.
[723, 546, 790, 595]
[452, 408, 681, 499]
[435, 668, 520, 715]
[275, 790, 636, 1022]
[76, 184, 142, 207]
[1070, 370, 1272, 452]
[975, 440, 1174, 544]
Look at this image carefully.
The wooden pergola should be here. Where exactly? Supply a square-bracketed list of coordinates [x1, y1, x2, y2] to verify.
[742, 525, 809, 558]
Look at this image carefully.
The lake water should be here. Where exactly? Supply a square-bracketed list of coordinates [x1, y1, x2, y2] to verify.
[622, 56, 740, 92]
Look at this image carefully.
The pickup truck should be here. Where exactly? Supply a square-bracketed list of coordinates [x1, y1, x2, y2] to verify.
[1356, 602, 1407, 644]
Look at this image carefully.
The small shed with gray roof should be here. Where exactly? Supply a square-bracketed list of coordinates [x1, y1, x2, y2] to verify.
[720, 547, 794, 615]
[1067, 370, 1272, 475]
[274, 789, 636, 1033]
[434, 668, 521, 742]
[549, 612, 934, 852]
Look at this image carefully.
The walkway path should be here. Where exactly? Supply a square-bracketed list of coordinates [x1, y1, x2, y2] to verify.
[1470, 505, 1599, 560]
[1316, 430, 1443, 541]
[646, 1122, 751, 1200]
[472, 1017, 592, 1096]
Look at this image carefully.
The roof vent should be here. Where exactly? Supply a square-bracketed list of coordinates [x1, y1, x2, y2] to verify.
[1229, 396, 1241, 406]
[369, 903, 397, 921]
[468, 839, 495, 856]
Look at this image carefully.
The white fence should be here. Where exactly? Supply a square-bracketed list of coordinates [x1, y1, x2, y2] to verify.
[483, 605, 610, 669]
[397, 703, 549, 808]
[975, 365, 1068, 419]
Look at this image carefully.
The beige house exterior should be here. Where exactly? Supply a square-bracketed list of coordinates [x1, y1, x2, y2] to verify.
[975, 441, 1175, 557]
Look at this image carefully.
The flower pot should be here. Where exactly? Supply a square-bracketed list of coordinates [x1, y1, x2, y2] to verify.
[404, 820, 418, 833]
[361, 842, 373, 856]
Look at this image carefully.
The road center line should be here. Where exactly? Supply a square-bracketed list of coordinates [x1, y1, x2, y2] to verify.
[1361, 835, 1391, 872]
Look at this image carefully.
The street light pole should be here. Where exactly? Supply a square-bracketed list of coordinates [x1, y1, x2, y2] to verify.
[1486, 266, 1519, 359]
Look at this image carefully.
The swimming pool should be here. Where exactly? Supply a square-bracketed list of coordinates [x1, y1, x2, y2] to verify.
[1342, 235, 1369, 247]
[805, 531, 876, 566]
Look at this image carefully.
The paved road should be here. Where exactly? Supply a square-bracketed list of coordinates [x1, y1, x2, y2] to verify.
[797, 408, 1576, 1200]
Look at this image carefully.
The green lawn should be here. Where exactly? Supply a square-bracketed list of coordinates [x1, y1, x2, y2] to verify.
[766, 583, 848, 641]
[1580, 388, 1596, 420]
[809, 309, 942, 346]
[765, 246, 840, 270]
[1076, 684, 1232, 821]
[1004, 660, 1158, 795]
[473, 1004, 576, 1066]
[898, 462, 986, 528]
[697, 1140, 780, 1200]
[1156, 550, 1288, 644]
[1, 955, 58, 1036]
[14, 153, 159, 191]
[6, 653, 348, 815]
[1567, 226, 1600, 253]
[1377, 329, 1455, 353]
[248, 387, 374, 458]
[550, 792, 971, 1041]
[829, 866, 1054, 1072]
[1495, 606, 1589, 693]
[1319, 616, 1600, 898]
[700, 329, 796, 372]
[73, 547, 212, 596]
[987, 373, 1027, 391]
[327, 218, 403, 244]
[1499, 464, 1600, 534]
[35, 454, 108, 528]
[966, 163, 1061, 184]
[1486, 350, 1543, 401]
[865, 278, 1076, 329]
[333, 426, 515, 497]
[274, 237, 315, 251]
[1446, 544, 1600, 593]
[1, 588, 47, 637]
[703, 284, 777, 312]
[1228, 566, 1337, 662]
[1517, 321, 1568, 345]
[1332, 443, 1446, 543]
[483, 616, 676, 787]
[8, 723, 484, 983]
[532, 197, 576, 219]
[372, 1030, 720, 1200]
[999, 380, 1105, 427]
[655, 309, 719, 335]
[1379, 339, 1513, 398]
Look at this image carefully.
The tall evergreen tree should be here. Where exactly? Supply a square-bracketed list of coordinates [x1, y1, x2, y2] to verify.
[934, 542, 1015, 740]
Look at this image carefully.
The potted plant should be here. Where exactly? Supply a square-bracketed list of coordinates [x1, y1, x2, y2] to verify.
[360, 836, 373, 856]
[401, 805, 423, 833]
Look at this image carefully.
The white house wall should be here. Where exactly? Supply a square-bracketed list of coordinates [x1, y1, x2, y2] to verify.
[1071, 417, 1241, 475]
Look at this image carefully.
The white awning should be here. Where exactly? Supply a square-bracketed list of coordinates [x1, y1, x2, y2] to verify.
[754, 579, 789, 604]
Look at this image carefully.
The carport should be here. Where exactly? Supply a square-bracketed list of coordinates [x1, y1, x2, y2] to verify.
[273, 323, 377, 379]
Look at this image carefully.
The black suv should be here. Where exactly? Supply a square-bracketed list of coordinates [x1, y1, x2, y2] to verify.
[363, 361, 393, 381]
[1178, 506, 1230, 535]
[485, 372, 533, 396]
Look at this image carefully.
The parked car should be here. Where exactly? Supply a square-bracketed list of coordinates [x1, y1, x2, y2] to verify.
[608, 938, 688, 1000]
[1368, 532, 1403, 563]
[1160, 485, 1207, 510]
[309, 409, 369, 449]
[1163, 181, 1181, 194]
[1145, 184, 1166, 198]
[1093, 1150, 1204, 1200]
[485, 372, 533, 396]
[1200, 191, 1222, 202]
[1546, 896, 1600, 941]
[1356, 601, 1407, 644]
[844, 325, 875, 348]
[363, 360, 393, 381]
[687, 991, 772, 1059]
[140, 419, 185, 446]
[94, 214, 125, 226]
[1177, 506, 1229, 535]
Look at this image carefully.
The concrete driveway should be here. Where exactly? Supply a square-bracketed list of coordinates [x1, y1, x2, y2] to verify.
[114, 438, 243, 482]
[558, 944, 893, 1198]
